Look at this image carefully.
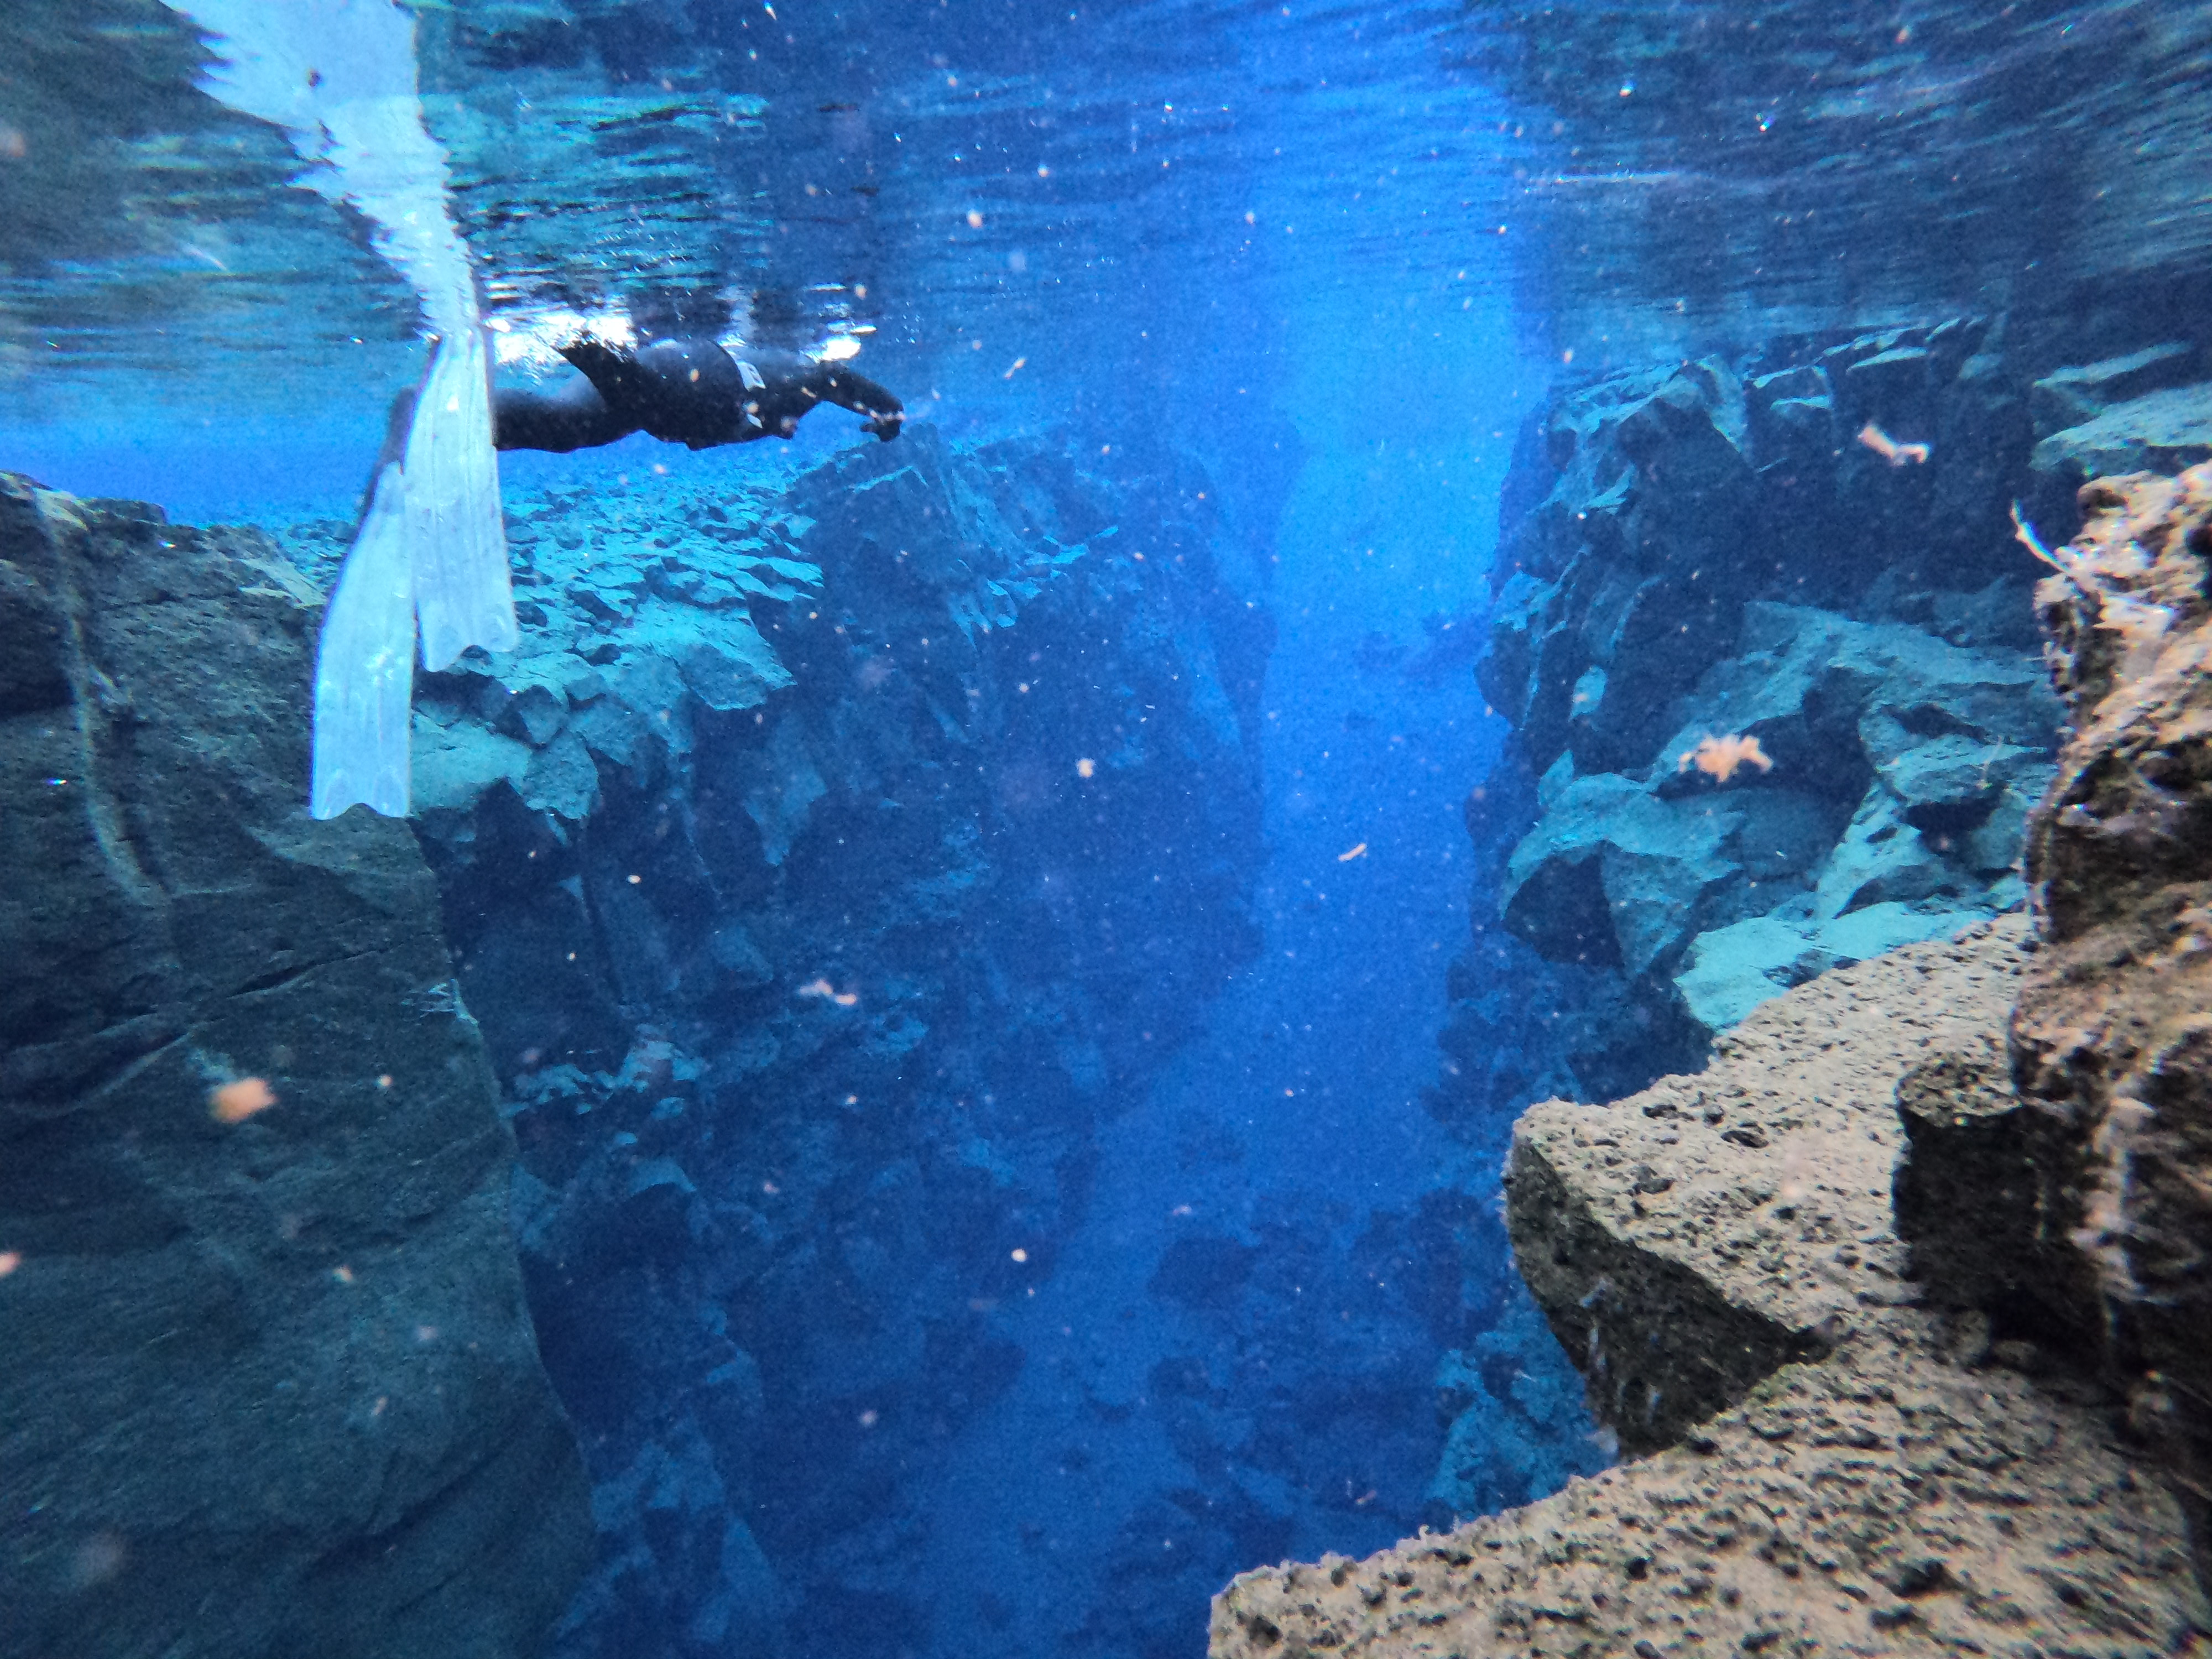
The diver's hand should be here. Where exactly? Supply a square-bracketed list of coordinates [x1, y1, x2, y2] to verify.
[862, 413, 902, 441]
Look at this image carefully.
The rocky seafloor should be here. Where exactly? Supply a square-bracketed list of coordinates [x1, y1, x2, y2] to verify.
[1213, 387, 2212, 1652]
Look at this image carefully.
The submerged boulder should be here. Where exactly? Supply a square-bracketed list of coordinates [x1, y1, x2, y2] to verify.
[0, 477, 590, 1658]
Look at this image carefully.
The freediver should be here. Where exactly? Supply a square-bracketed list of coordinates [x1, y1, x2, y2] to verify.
[493, 335, 904, 454]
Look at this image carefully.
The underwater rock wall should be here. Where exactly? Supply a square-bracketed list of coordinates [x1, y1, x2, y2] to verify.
[336, 425, 1270, 1657]
[1439, 319, 2212, 1109]
[0, 478, 591, 1658]
[1477, 323, 2060, 1066]
[1215, 414, 2212, 1658]
[1411, 322, 2212, 1569]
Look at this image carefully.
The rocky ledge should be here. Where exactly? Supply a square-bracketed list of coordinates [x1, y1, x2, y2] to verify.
[1213, 462, 2212, 1656]
[1213, 918, 2206, 1657]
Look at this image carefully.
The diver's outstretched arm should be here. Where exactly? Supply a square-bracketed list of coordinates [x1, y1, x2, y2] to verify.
[811, 364, 904, 439]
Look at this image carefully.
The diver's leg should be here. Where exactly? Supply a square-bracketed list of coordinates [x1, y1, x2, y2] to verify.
[494, 372, 637, 452]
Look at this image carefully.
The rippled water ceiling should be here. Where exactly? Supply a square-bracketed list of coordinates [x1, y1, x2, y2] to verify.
[12, 0, 2207, 397]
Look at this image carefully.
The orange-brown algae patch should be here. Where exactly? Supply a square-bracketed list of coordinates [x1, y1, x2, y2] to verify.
[209, 1077, 279, 1123]
[1678, 733, 1775, 784]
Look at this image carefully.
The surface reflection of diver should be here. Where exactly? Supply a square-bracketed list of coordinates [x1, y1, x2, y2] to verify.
[494, 336, 905, 453]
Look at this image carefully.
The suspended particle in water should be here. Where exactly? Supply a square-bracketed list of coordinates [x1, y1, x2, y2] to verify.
[1858, 421, 1930, 466]
[69, 1534, 126, 1589]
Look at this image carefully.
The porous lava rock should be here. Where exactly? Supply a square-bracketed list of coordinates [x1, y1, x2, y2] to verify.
[1508, 924, 2035, 1459]
[0, 477, 590, 1659]
[2010, 462, 2212, 1585]
[1213, 920, 2209, 1657]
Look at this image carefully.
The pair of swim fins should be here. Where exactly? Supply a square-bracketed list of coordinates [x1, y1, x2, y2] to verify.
[164, 0, 517, 819]
[310, 326, 515, 818]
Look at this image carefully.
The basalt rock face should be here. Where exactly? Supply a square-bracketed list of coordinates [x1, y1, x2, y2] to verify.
[0, 478, 591, 1658]
[1454, 327, 2212, 1097]
[326, 426, 1270, 1657]
[1450, 324, 2100, 1107]
[1995, 463, 2212, 1584]
[1889, 462, 2212, 1591]
[1214, 921, 2210, 1658]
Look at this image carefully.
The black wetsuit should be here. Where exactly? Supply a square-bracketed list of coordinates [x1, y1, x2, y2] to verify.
[494, 337, 904, 453]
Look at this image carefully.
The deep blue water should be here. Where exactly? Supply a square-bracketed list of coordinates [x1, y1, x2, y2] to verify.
[6, 1, 2210, 1656]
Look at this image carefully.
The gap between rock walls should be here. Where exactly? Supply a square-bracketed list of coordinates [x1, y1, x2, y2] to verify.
[398, 423, 1290, 1657]
[399, 291, 2210, 1659]
[20, 296, 2165, 1659]
[387, 369, 1601, 1655]
[6, 301, 2204, 1659]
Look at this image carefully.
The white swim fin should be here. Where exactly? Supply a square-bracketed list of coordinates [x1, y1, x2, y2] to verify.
[408, 324, 517, 673]
[310, 458, 415, 820]
[166, 0, 517, 818]
[307, 324, 514, 818]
